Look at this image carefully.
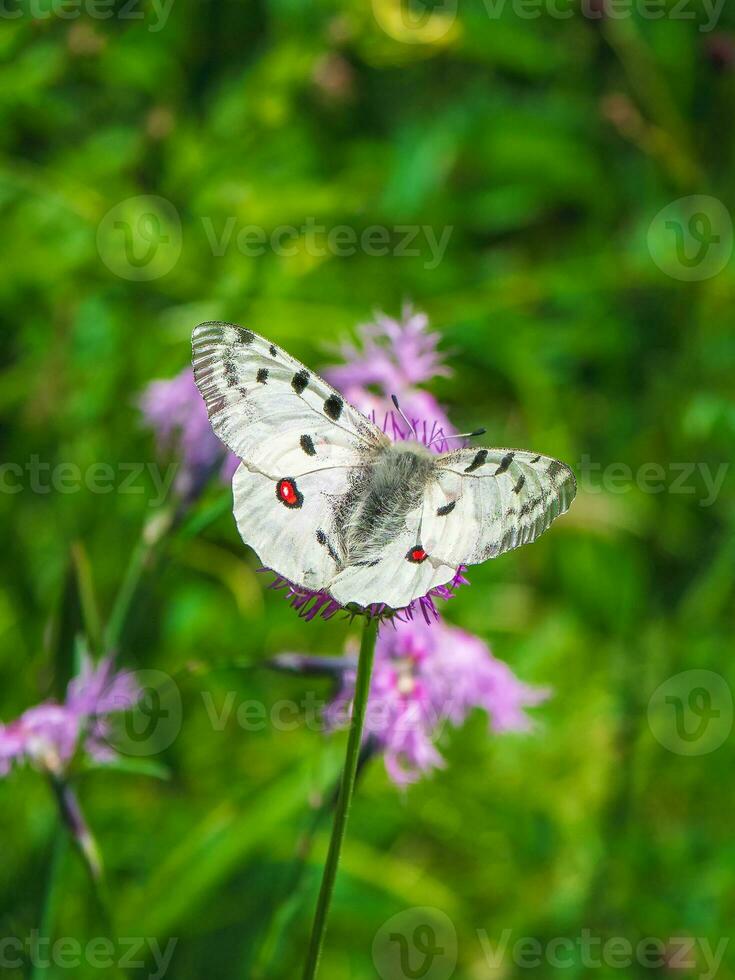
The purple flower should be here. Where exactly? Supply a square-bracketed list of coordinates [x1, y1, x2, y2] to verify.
[263, 565, 470, 625]
[325, 305, 450, 394]
[325, 618, 549, 786]
[0, 655, 140, 776]
[140, 367, 239, 502]
[323, 306, 456, 443]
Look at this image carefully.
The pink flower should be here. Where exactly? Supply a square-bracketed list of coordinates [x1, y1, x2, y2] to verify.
[325, 617, 549, 786]
[325, 305, 450, 395]
[140, 367, 238, 502]
[0, 655, 140, 776]
[324, 306, 456, 444]
[263, 565, 469, 625]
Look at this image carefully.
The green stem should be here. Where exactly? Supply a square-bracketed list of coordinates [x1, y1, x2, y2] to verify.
[31, 828, 66, 980]
[104, 508, 174, 651]
[103, 494, 229, 653]
[255, 740, 376, 978]
[47, 777, 125, 973]
[302, 617, 378, 980]
[49, 776, 103, 885]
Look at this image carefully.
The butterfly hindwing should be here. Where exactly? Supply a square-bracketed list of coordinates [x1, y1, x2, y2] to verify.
[232, 463, 355, 592]
[422, 448, 576, 566]
[327, 496, 457, 608]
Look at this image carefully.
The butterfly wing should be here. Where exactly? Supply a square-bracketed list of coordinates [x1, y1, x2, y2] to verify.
[327, 496, 458, 609]
[192, 321, 387, 591]
[192, 321, 386, 473]
[231, 463, 363, 592]
[330, 447, 575, 608]
[422, 447, 576, 567]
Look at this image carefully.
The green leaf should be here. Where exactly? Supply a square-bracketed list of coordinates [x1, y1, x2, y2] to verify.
[118, 754, 342, 938]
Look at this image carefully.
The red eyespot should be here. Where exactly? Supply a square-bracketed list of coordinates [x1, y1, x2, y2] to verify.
[407, 546, 427, 564]
[276, 478, 303, 508]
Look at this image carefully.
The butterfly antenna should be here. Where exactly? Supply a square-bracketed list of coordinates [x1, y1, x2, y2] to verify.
[391, 394, 417, 439]
[428, 427, 487, 449]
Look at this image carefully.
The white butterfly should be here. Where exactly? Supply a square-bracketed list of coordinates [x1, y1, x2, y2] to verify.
[192, 321, 576, 610]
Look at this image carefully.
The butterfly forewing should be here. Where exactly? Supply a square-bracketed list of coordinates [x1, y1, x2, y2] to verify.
[422, 447, 576, 566]
[193, 321, 387, 594]
[192, 321, 386, 476]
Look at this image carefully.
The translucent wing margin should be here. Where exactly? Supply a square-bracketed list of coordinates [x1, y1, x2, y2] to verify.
[423, 448, 576, 566]
[192, 321, 386, 477]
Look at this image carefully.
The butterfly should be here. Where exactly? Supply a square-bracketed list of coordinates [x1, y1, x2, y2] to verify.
[192, 321, 576, 610]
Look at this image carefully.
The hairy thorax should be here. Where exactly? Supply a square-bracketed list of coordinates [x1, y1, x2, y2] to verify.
[342, 442, 437, 561]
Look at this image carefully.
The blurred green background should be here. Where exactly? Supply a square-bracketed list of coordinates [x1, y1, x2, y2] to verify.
[2, 0, 735, 977]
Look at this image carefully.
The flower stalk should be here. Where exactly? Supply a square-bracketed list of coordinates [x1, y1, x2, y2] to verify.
[302, 616, 378, 980]
[48, 775, 103, 883]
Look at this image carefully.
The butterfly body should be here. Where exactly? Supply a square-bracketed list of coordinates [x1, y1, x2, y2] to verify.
[192, 321, 576, 609]
[340, 441, 436, 566]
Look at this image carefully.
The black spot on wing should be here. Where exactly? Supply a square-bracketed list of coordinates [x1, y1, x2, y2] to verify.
[269, 344, 277, 357]
[547, 460, 565, 479]
[316, 528, 341, 565]
[436, 501, 456, 516]
[300, 434, 316, 456]
[292, 370, 310, 394]
[513, 474, 525, 494]
[236, 329, 254, 345]
[324, 395, 343, 421]
[256, 368, 268, 384]
[224, 361, 239, 388]
[530, 455, 541, 463]
[494, 452, 515, 475]
[464, 450, 488, 473]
